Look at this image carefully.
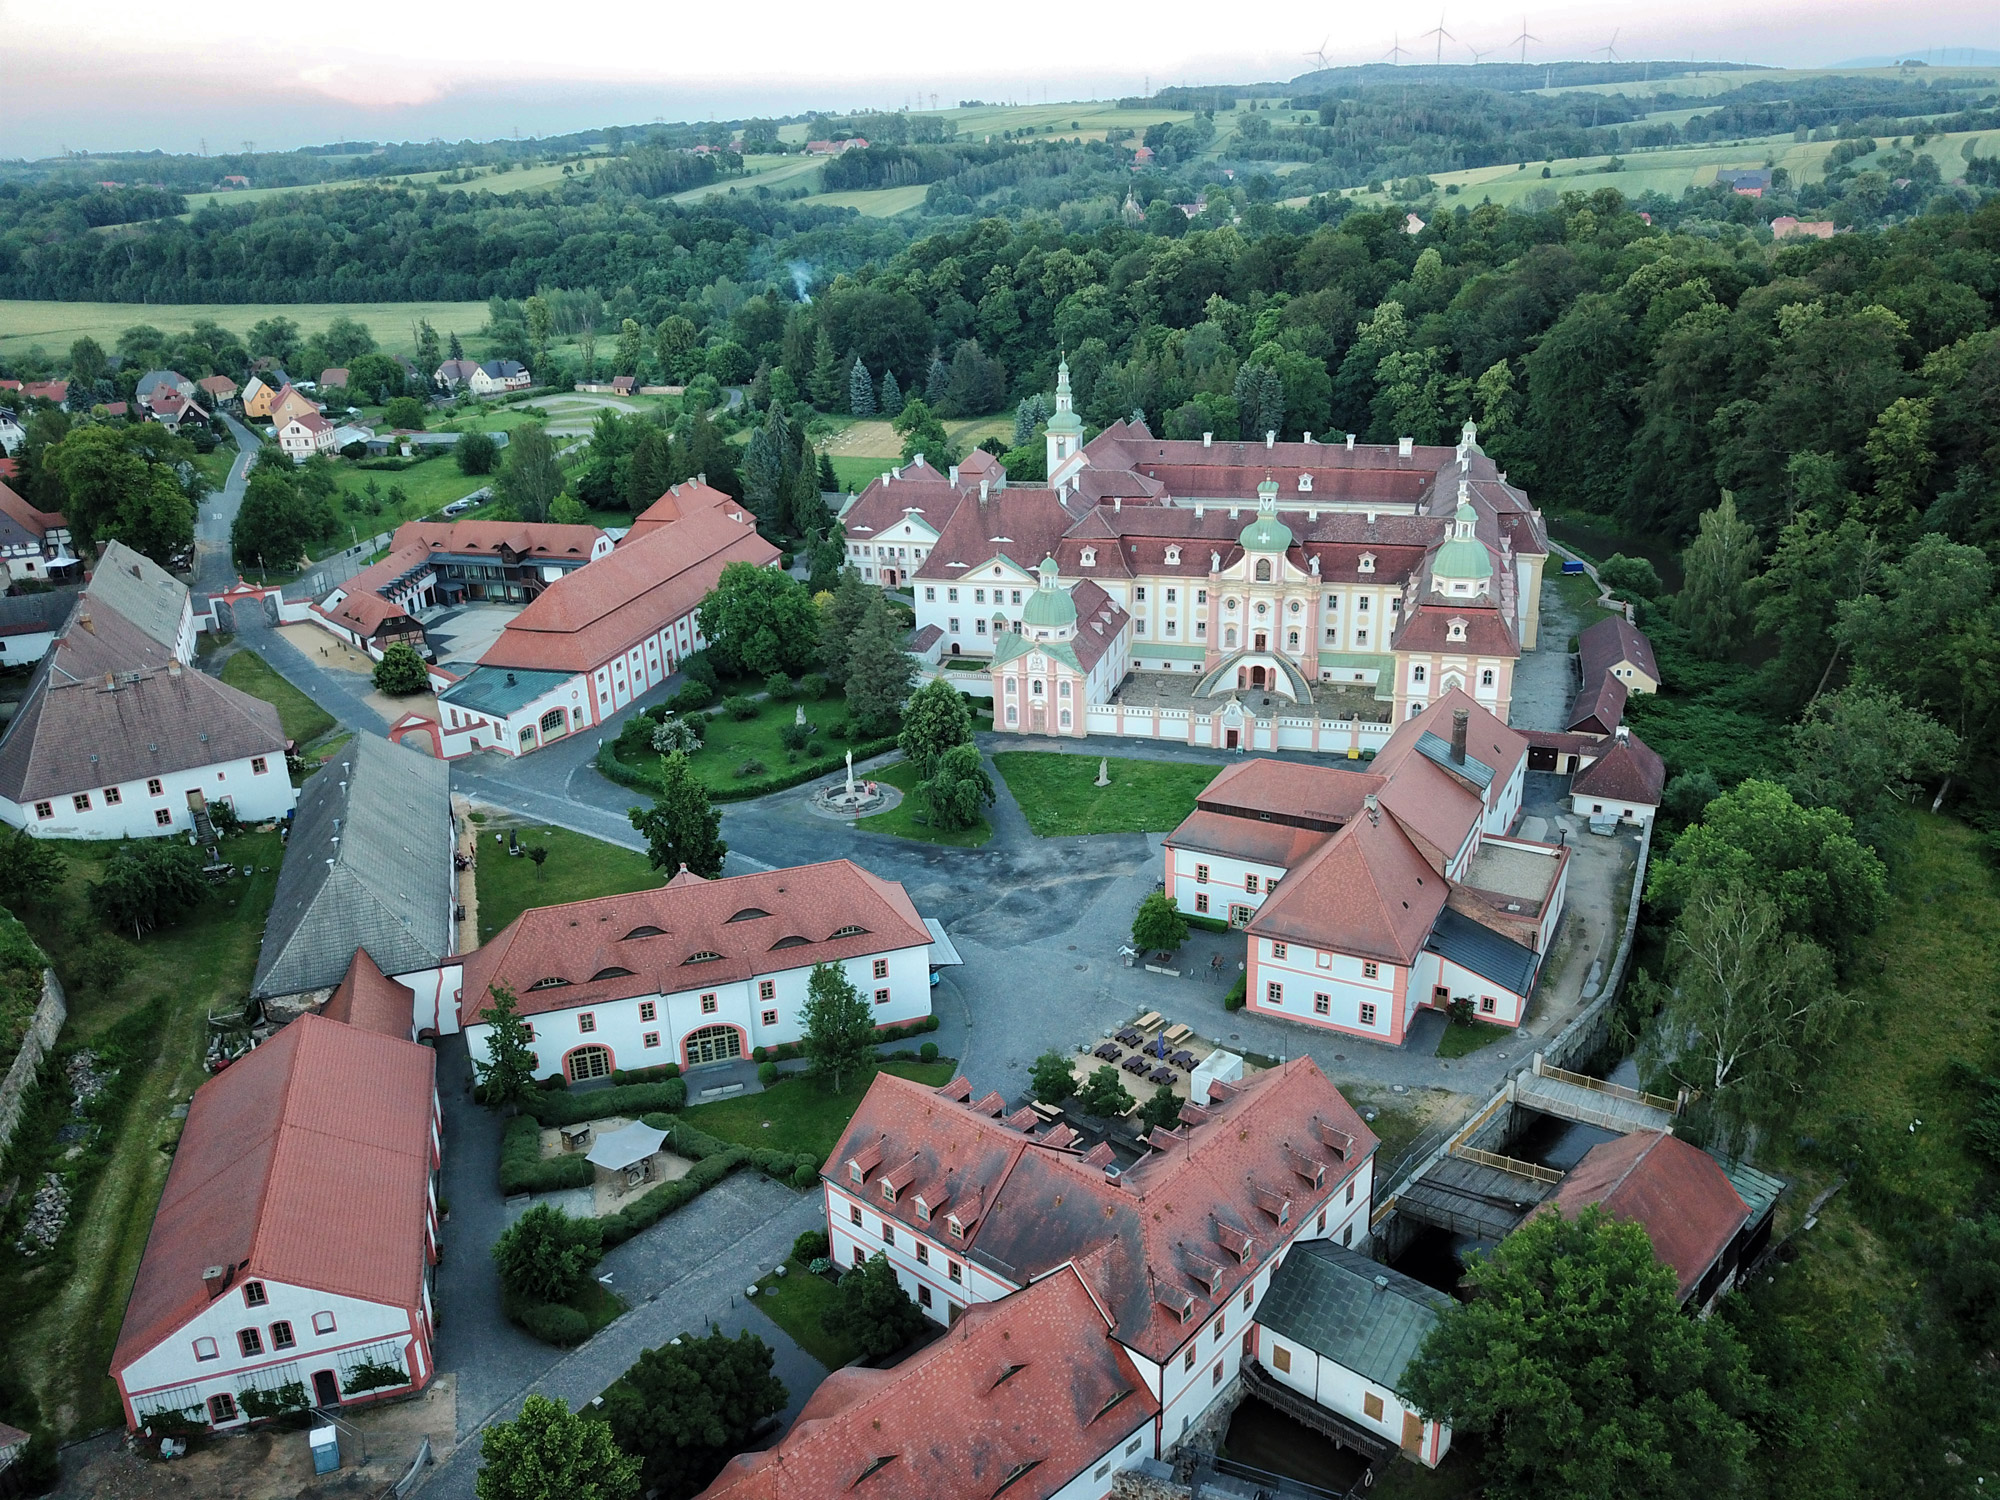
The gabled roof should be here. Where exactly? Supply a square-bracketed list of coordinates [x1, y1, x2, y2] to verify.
[318, 368, 350, 388]
[81, 542, 189, 654]
[1579, 615, 1659, 686]
[395, 518, 606, 560]
[283, 410, 332, 435]
[321, 948, 416, 1038]
[1249, 807, 1447, 963]
[623, 480, 741, 541]
[0, 481, 67, 543]
[0, 590, 75, 639]
[1256, 1240, 1453, 1392]
[1571, 731, 1665, 807]
[196, 374, 239, 399]
[112, 1013, 435, 1371]
[463, 860, 931, 1020]
[914, 487, 1078, 580]
[1549, 1131, 1750, 1300]
[700, 1263, 1157, 1500]
[1567, 671, 1627, 737]
[0, 606, 283, 803]
[253, 733, 453, 999]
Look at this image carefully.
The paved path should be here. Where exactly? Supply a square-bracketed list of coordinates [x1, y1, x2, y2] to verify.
[194, 414, 261, 596]
[1508, 577, 1581, 734]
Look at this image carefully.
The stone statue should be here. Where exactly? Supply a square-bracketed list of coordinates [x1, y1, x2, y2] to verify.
[844, 750, 854, 796]
[1095, 758, 1110, 787]
[795, 703, 807, 727]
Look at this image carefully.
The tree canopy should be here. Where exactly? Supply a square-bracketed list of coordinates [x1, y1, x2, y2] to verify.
[696, 562, 820, 679]
[476, 1394, 639, 1500]
[801, 961, 875, 1093]
[628, 751, 726, 878]
[602, 1327, 786, 1500]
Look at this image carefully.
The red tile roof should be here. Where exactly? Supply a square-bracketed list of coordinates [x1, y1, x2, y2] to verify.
[914, 487, 1079, 580]
[1192, 757, 1381, 828]
[1250, 807, 1447, 962]
[196, 374, 239, 399]
[394, 518, 606, 561]
[463, 860, 930, 1020]
[622, 480, 740, 541]
[1571, 730, 1665, 807]
[1568, 671, 1628, 736]
[113, 1013, 435, 1371]
[699, 1262, 1157, 1500]
[1578, 615, 1659, 686]
[317, 543, 430, 638]
[826, 1058, 1376, 1364]
[1391, 600, 1519, 657]
[477, 502, 776, 675]
[321, 948, 415, 1038]
[0, 480, 67, 538]
[1548, 1131, 1748, 1300]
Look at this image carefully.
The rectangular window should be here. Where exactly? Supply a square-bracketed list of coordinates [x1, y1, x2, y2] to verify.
[1242, 1329, 1255, 1357]
[1347, 1181, 1356, 1204]
[1358, 597, 1371, 611]
[872, 958, 889, 979]
[1127, 1437, 1142, 1456]
[1212, 1361, 1224, 1388]
[759, 979, 776, 1001]
[1214, 1315, 1225, 1341]
[924, 587, 935, 601]
[251, 756, 269, 775]
[313, 1310, 336, 1335]
[72, 793, 91, 813]
[1135, 587, 1147, 601]
[1343, 1222, 1355, 1246]
[271, 1320, 295, 1350]
[1360, 1002, 1377, 1026]
[643, 1031, 660, 1048]
[1194, 863, 1209, 884]
[1364, 1392, 1385, 1421]
[1273, 1345, 1292, 1374]
[1362, 961, 1379, 980]
[1266, 982, 1283, 1005]
[761, 1009, 778, 1026]
[850, 1203, 862, 1225]
[916, 1242, 930, 1265]
[948, 589, 958, 603]
[244, 1281, 267, 1307]
[192, 1336, 219, 1361]
[1010, 590, 1022, 605]
[238, 1327, 264, 1356]
[975, 620, 986, 635]
[1195, 893, 1209, 914]
[882, 1223, 895, 1245]
[1314, 993, 1330, 1015]
[1184, 1349, 1196, 1373]
[103, 786, 122, 805]
[948, 617, 960, 632]
[875, 988, 890, 1005]
[155, 809, 174, 827]
[948, 1260, 962, 1282]
[208, 1393, 238, 1425]
[1245, 874, 1260, 895]
[1318, 1210, 1328, 1232]
[701, 993, 717, 1014]
[1326, 626, 1339, 641]
[1166, 588, 1177, 603]
[975, 589, 985, 604]
[1269, 939, 1285, 959]
[918, 1284, 933, 1309]
[1481, 995, 1498, 1013]
[638, 1001, 656, 1022]
[577, 1012, 596, 1033]
[147, 777, 164, 796]
[1356, 630, 1367, 644]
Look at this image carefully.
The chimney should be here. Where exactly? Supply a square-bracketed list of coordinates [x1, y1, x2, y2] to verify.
[1345, 433, 1355, 451]
[948, 464, 959, 485]
[1303, 432, 1313, 444]
[1615, 724, 1630, 744]
[1264, 430, 1275, 449]
[1113, 497, 1121, 513]
[202, 1264, 230, 1297]
[1451, 707, 1469, 765]
[697, 471, 706, 485]
[1364, 793, 1379, 824]
[168, 659, 182, 676]
[1398, 437, 1414, 458]
[979, 480, 990, 501]
[1202, 432, 1212, 448]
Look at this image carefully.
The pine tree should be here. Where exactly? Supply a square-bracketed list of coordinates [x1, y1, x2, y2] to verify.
[472, 984, 539, 1109]
[819, 566, 872, 685]
[742, 410, 789, 528]
[924, 351, 950, 408]
[627, 751, 727, 877]
[844, 595, 916, 735]
[817, 452, 839, 493]
[847, 356, 875, 416]
[809, 326, 840, 408]
[1013, 397, 1039, 447]
[790, 457, 829, 540]
[879, 368, 903, 416]
[447, 330, 464, 361]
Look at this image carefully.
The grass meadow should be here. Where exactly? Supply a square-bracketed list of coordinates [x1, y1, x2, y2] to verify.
[0, 299, 489, 360]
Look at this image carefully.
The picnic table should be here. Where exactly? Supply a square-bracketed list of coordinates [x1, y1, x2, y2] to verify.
[1094, 1041, 1123, 1062]
[1121, 1054, 1151, 1075]
[1136, 1011, 1164, 1032]
[1147, 1067, 1177, 1087]
[1171, 1050, 1198, 1070]
[1115, 1027, 1144, 1048]
[1163, 1023, 1194, 1046]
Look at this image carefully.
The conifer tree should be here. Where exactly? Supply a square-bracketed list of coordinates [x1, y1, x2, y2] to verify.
[628, 752, 727, 877]
[879, 368, 903, 416]
[924, 351, 950, 408]
[810, 326, 840, 408]
[847, 356, 875, 416]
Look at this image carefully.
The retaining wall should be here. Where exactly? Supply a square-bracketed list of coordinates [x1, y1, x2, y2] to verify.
[0, 970, 68, 1157]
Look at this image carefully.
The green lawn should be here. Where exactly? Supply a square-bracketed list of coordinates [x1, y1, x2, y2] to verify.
[475, 825, 662, 943]
[325, 453, 488, 549]
[991, 752, 1218, 837]
[825, 454, 892, 493]
[1, 833, 286, 1436]
[620, 691, 849, 795]
[219, 648, 337, 745]
[750, 1260, 858, 1370]
[1433, 1018, 1513, 1060]
[0, 299, 489, 360]
[855, 759, 993, 848]
[683, 1061, 956, 1164]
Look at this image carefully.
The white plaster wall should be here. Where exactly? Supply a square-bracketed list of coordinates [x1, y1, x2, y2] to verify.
[1, 754, 295, 839]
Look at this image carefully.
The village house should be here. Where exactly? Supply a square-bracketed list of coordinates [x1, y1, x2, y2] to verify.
[196, 374, 240, 408]
[275, 410, 336, 462]
[143, 389, 212, 433]
[817, 1057, 1378, 1466]
[805, 137, 868, 155]
[467, 360, 531, 397]
[0, 480, 76, 584]
[0, 408, 24, 453]
[240, 376, 278, 420]
[318, 368, 350, 393]
[1568, 725, 1666, 826]
[251, 734, 456, 1015]
[423, 482, 774, 758]
[1578, 615, 1659, 694]
[135, 370, 197, 406]
[267, 384, 319, 429]
[111, 1010, 441, 1432]
[1164, 691, 1570, 1044]
[0, 543, 293, 838]
[414, 858, 940, 1076]
[1770, 216, 1837, 239]
[0, 592, 77, 666]
[432, 359, 482, 393]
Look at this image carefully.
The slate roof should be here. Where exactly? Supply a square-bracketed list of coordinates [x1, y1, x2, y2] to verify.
[320, 948, 416, 1038]
[463, 860, 931, 1020]
[84, 541, 188, 655]
[0, 606, 283, 804]
[699, 1263, 1158, 1500]
[252, 733, 453, 999]
[1578, 615, 1659, 686]
[0, 590, 75, 640]
[1551, 1131, 1751, 1300]
[112, 1012, 435, 1372]
[1256, 1240, 1453, 1392]
[1571, 731, 1665, 807]
[1424, 905, 1539, 995]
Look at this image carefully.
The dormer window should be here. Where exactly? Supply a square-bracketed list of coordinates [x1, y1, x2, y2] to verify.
[683, 950, 723, 964]
[1297, 474, 1313, 492]
[830, 925, 868, 939]
[1359, 553, 1375, 573]
[1080, 547, 1096, 567]
[850, 1163, 866, 1185]
[947, 1215, 965, 1240]
[1165, 545, 1181, 565]
[881, 1180, 897, 1204]
[1448, 618, 1467, 642]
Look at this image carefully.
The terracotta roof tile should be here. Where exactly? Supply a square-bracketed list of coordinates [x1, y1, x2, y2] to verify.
[1568, 672, 1628, 736]
[1571, 731, 1665, 807]
[1579, 615, 1659, 685]
[1549, 1131, 1748, 1299]
[320, 949, 416, 1037]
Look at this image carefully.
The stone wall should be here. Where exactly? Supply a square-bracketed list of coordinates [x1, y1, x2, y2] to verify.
[0, 970, 68, 1157]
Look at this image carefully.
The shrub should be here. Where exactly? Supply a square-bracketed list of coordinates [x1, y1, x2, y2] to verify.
[778, 721, 812, 751]
[456, 430, 498, 475]
[723, 694, 759, 721]
[791, 1162, 821, 1189]
[516, 1301, 590, 1346]
[735, 757, 768, 778]
[757, 1060, 779, 1086]
[500, 1114, 594, 1195]
[827, 718, 851, 739]
[492, 1203, 602, 1303]
[372, 641, 431, 696]
[610, 1061, 680, 1085]
[1223, 974, 1247, 1011]
[794, 1229, 830, 1263]
[669, 681, 715, 714]
[799, 673, 829, 700]
[764, 672, 797, 700]
[520, 1078, 687, 1125]
[920, 1041, 939, 1062]
[681, 649, 721, 690]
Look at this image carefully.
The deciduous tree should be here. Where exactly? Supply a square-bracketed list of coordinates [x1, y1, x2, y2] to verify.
[822, 1252, 926, 1358]
[476, 1394, 638, 1500]
[602, 1327, 786, 1500]
[0, 827, 64, 909]
[1673, 491, 1761, 659]
[696, 561, 820, 678]
[87, 841, 206, 940]
[474, 983, 540, 1109]
[457, 430, 499, 475]
[920, 743, 994, 831]
[492, 1203, 603, 1305]
[1786, 685, 1957, 837]
[372, 641, 431, 696]
[629, 752, 726, 878]
[898, 677, 974, 779]
[801, 961, 874, 1094]
[497, 423, 566, 523]
[1078, 1065, 1135, 1119]
[1131, 891, 1190, 953]
[1029, 1050, 1078, 1104]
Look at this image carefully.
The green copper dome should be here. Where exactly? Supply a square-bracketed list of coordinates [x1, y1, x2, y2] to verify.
[1022, 556, 1077, 629]
[1240, 475, 1292, 553]
[1432, 500, 1493, 580]
[1045, 358, 1083, 436]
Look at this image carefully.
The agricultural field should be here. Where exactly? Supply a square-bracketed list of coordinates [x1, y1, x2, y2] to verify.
[0, 299, 488, 360]
[1530, 63, 2000, 101]
[176, 157, 598, 217]
[811, 185, 931, 217]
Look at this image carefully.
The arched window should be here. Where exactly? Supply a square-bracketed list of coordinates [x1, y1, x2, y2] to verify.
[539, 708, 566, 735]
[683, 1026, 741, 1067]
[1255, 559, 1272, 582]
[1413, 665, 1427, 684]
[1005, 677, 1017, 695]
[1031, 679, 1044, 696]
[1482, 669, 1495, 687]
[1224, 627, 1238, 649]
[566, 1045, 612, 1082]
[1080, 547, 1096, 566]
[1287, 631, 1299, 650]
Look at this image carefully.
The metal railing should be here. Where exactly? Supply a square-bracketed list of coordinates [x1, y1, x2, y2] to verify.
[1530, 1054, 1682, 1114]
[1451, 1143, 1563, 1184]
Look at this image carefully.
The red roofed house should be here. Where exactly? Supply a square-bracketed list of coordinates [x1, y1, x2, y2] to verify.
[1167, 691, 1570, 1043]
[810, 1056, 1378, 1471]
[1569, 725, 1666, 826]
[1578, 614, 1659, 695]
[268, 384, 319, 429]
[318, 368, 350, 393]
[276, 410, 336, 462]
[429, 482, 776, 757]
[424, 858, 940, 1077]
[197, 374, 240, 406]
[0, 480, 75, 584]
[700, 1262, 1160, 1500]
[1547, 1130, 1769, 1310]
[111, 1012, 440, 1431]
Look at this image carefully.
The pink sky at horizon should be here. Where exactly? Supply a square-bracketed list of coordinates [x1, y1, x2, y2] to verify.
[1, 0, 1995, 159]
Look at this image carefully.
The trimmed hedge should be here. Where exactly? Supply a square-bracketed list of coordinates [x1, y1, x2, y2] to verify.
[752, 1014, 939, 1064]
[1183, 912, 1234, 934]
[585, 1114, 821, 1246]
[611, 1062, 682, 1086]
[505, 1292, 590, 1346]
[500, 1115, 594, 1196]
[520, 1078, 687, 1126]
[1223, 974, 1247, 1011]
[595, 736, 899, 803]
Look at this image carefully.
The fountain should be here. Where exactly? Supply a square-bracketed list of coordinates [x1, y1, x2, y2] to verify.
[811, 750, 888, 816]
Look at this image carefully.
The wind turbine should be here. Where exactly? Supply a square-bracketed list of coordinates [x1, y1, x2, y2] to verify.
[1420, 11, 1457, 64]
[1595, 28, 1622, 63]
[1510, 16, 1538, 64]
[1383, 31, 1413, 64]
[1303, 36, 1333, 71]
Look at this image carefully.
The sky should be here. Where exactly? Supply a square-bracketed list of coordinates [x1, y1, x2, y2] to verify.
[1, 0, 1996, 160]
